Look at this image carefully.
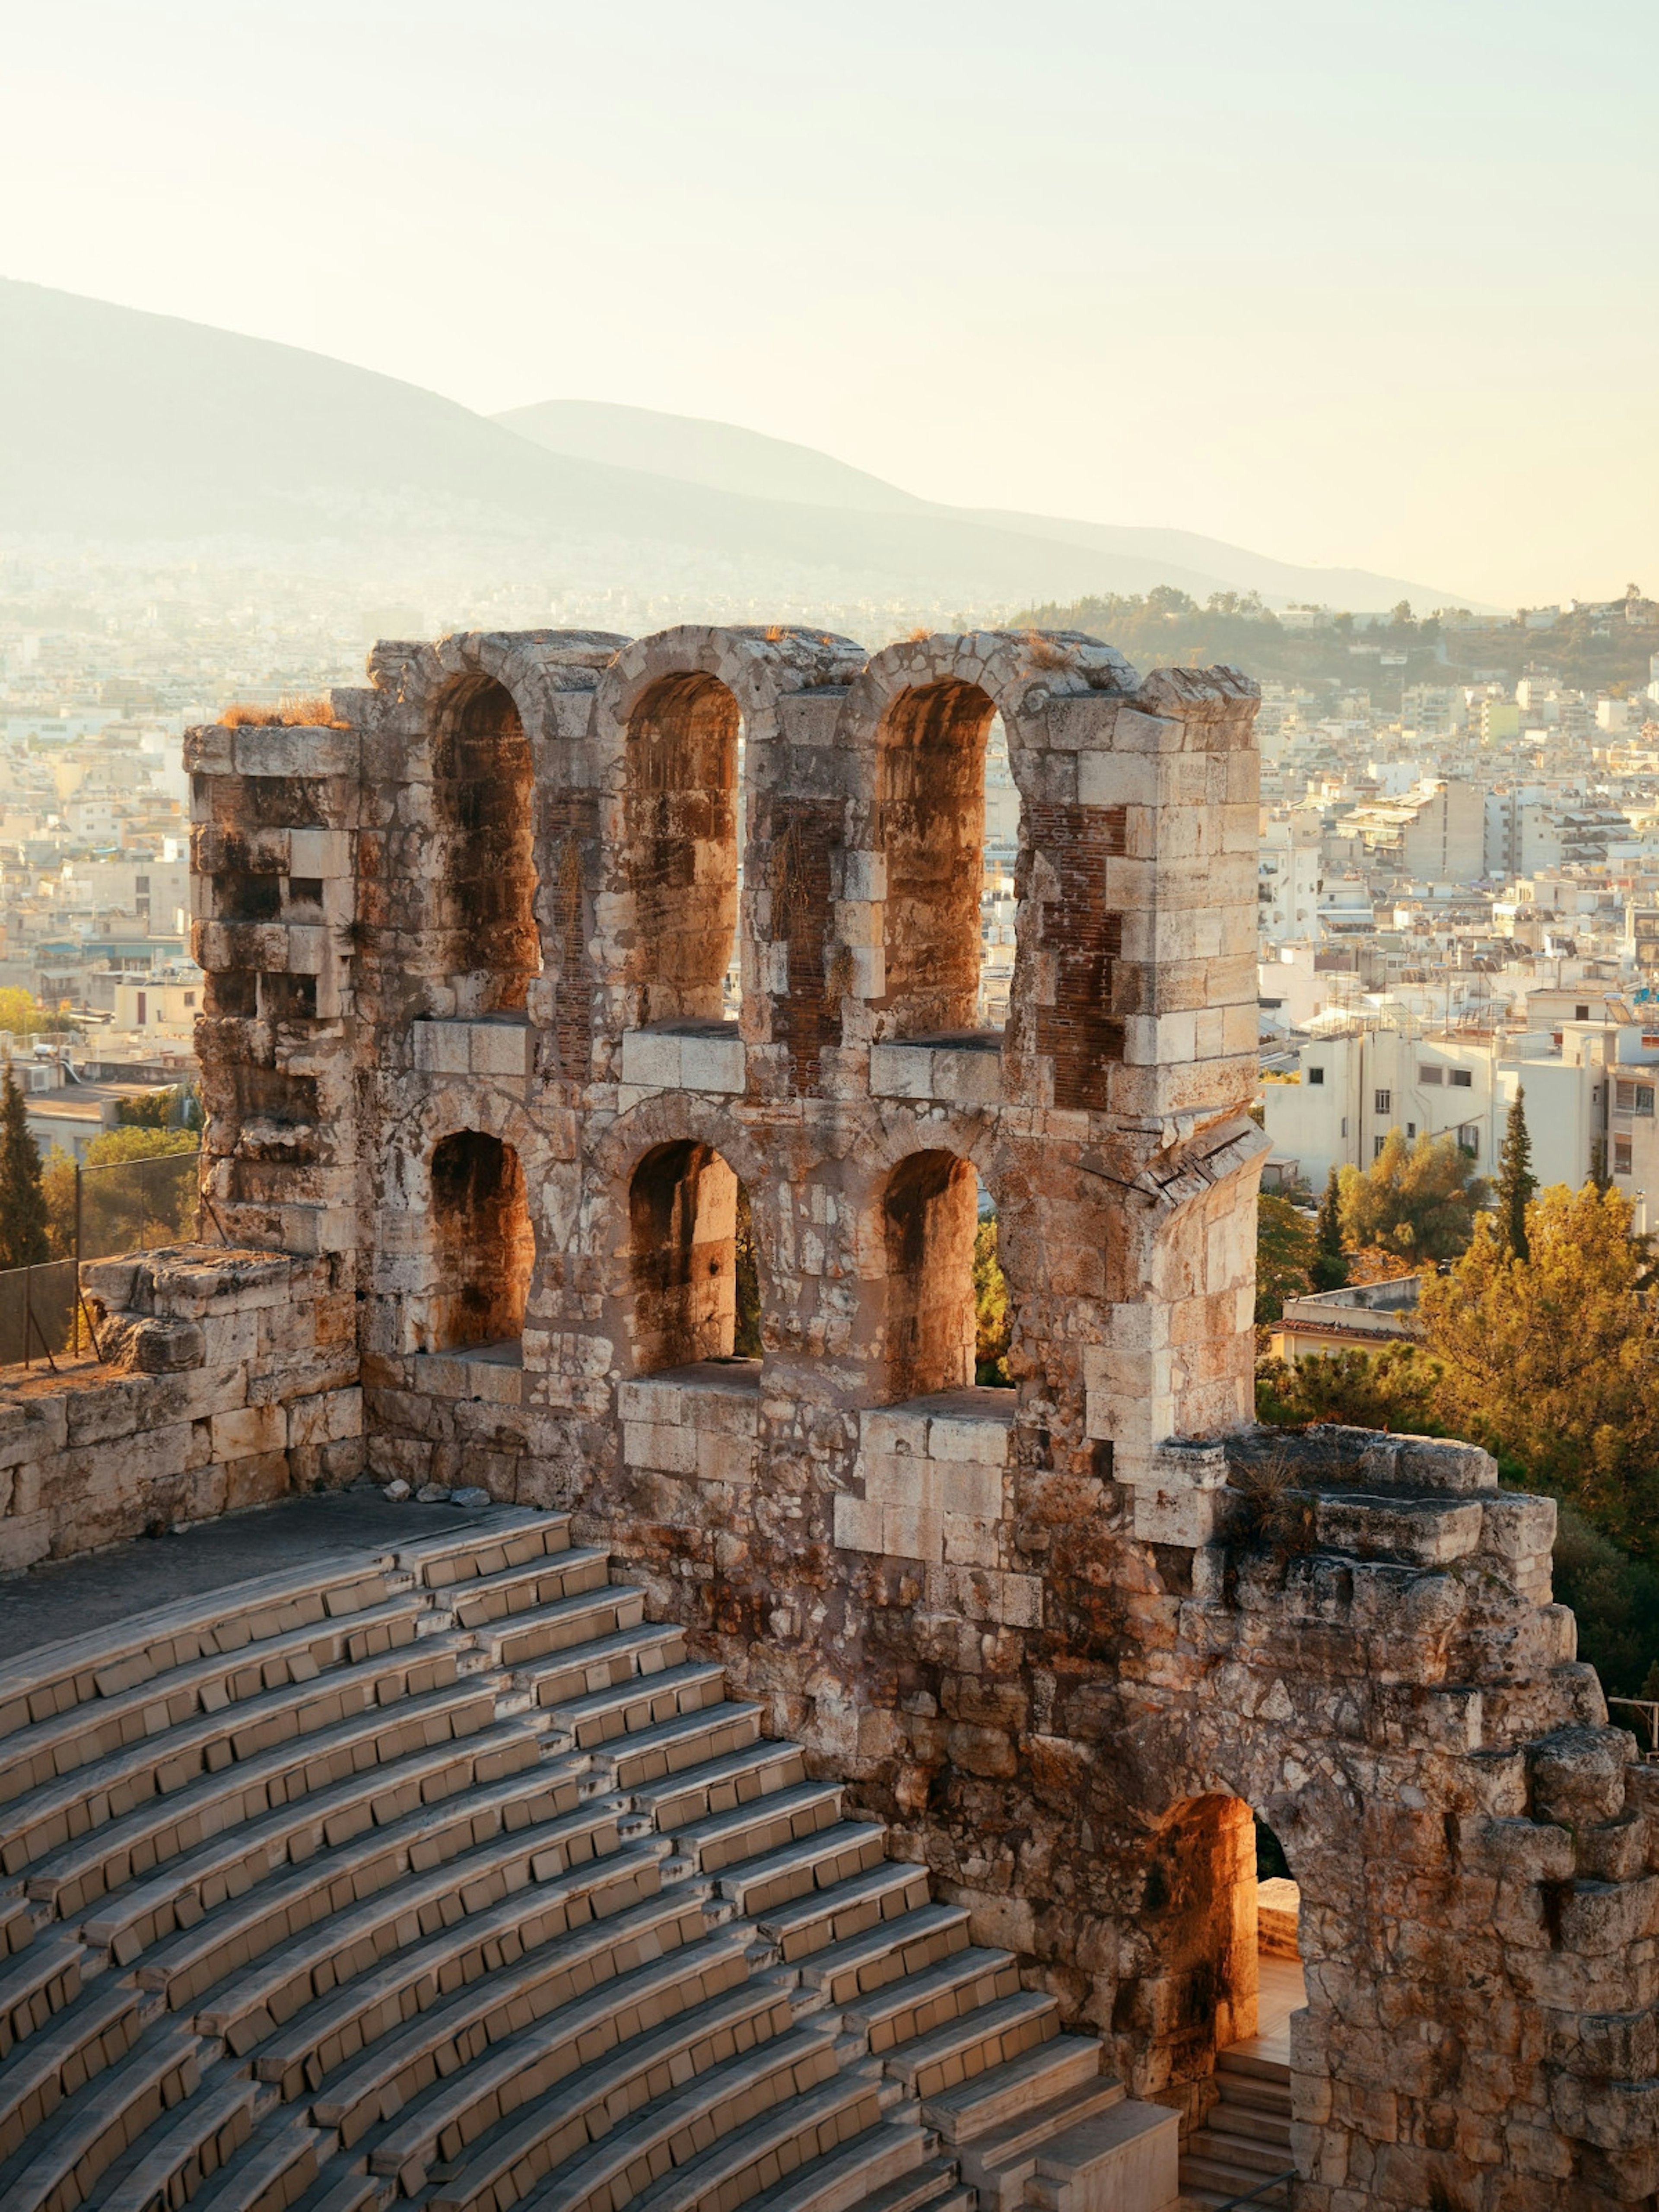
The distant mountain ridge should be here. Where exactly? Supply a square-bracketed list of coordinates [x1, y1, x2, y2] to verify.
[0, 279, 1488, 613]
[500, 397, 1483, 614]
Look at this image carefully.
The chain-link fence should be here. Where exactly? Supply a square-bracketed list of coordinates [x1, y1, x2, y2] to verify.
[79, 1147, 200, 1262]
[0, 1146, 201, 1368]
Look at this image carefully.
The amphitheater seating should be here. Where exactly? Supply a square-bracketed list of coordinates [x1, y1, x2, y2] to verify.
[0, 1505, 1179, 2212]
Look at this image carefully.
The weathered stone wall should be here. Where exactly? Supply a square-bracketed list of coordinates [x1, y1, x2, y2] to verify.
[0, 1246, 362, 1569]
[157, 620, 1659, 2209]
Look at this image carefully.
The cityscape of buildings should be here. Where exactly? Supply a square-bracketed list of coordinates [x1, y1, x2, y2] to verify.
[7, 573, 1659, 1224]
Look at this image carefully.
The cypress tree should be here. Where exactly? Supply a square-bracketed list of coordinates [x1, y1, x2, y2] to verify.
[0, 1061, 49, 1270]
[1497, 1084, 1538, 1262]
[1310, 1166, 1348, 1290]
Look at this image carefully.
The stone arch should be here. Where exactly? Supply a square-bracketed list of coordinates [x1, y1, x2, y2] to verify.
[835, 631, 1138, 1048]
[426, 1127, 534, 1351]
[623, 671, 743, 1028]
[429, 672, 539, 1013]
[597, 1095, 777, 1380]
[880, 1147, 979, 1401]
[589, 626, 866, 1042]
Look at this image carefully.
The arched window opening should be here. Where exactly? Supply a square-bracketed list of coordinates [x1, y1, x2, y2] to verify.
[882, 1149, 981, 1402]
[625, 673, 741, 1030]
[629, 1139, 760, 1373]
[877, 680, 1002, 1041]
[980, 713, 1018, 1029]
[1147, 1796, 1304, 2203]
[432, 677, 538, 1012]
[429, 1130, 533, 1352]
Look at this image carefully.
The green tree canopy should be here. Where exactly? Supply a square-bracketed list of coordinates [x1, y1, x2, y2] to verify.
[973, 1216, 1011, 1386]
[1255, 1194, 1315, 1330]
[1496, 1086, 1538, 1261]
[0, 1063, 50, 1268]
[1311, 1167, 1348, 1291]
[1338, 1128, 1489, 1263]
[1418, 1182, 1659, 1554]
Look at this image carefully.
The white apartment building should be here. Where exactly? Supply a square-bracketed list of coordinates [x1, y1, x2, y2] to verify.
[1483, 790, 1563, 879]
[1264, 1020, 1659, 1230]
[1337, 779, 1485, 882]
[1257, 816, 1323, 943]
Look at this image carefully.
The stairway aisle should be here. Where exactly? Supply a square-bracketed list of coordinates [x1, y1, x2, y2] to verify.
[0, 1506, 1182, 2212]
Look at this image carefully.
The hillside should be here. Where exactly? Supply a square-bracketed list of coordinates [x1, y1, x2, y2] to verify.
[0, 279, 1481, 614]
[497, 397, 1485, 613]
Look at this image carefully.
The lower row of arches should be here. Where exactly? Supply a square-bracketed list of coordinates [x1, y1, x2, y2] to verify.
[421, 1127, 1013, 1393]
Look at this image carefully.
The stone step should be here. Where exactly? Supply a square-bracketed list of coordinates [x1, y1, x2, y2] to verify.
[0, 1972, 145, 2162]
[79, 1721, 547, 1963]
[471, 1585, 648, 1669]
[1023, 2100, 1182, 2212]
[400, 1514, 572, 1592]
[1211, 2071, 1293, 2120]
[370, 1937, 760, 2190]
[842, 1946, 1020, 2055]
[1215, 2049, 1291, 2087]
[421, 1995, 814, 2212]
[674, 1781, 845, 1875]
[4, 1636, 481, 1884]
[30, 1681, 515, 1935]
[448, 1548, 613, 1631]
[254, 1843, 668, 2103]
[1176, 2152, 1292, 2206]
[797, 1903, 970, 2008]
[135, 1761, 598, 2018]
[1204, 2095, 1293, 2147]
[184, 2105, 324, 2212]
[615, 2095, 899, 2212]
[1185, 2123, 1296, 2174]
[0, 1928, 83, 2058]
[880, 1989, 1059, 2101]
[97, 2070, 261, 2212]
[542, 1660, 727, 1747]
[757, 1863, 932, 1966]
[4, 2020, 201, 2212]
[738, 2124, 933, 2212]
[629, 1739, 807, 1832]
[925, 2031, 1109, 2146]
[953, 2077, 1127, 2212]
[487, 2028, 853, 2212]
[590, 1699, 764, 1794]
[0, 1591, 431, 1818]
[716, 1823, 889, 1918]
[181, 1803, 630, 2051]
[831, 2152, 963, 2212]
[519, 1626, 693, 1714]
[0, 1557, 404, 1752]
[308, 1890, 718, 2141]
[296, 2169, 391, 2212]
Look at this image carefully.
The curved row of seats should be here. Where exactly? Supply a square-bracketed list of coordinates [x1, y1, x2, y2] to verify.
[0, 1507, 1179, 2212]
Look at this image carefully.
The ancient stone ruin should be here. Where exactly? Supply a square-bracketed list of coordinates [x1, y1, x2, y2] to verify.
[0, 625, 1654, 2212]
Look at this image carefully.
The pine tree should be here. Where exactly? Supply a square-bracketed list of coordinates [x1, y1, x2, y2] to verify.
[0, 1062, 50, 1270]
[1496, 1085, 1538, 1261]
[1310, 1166, 1349, 1290]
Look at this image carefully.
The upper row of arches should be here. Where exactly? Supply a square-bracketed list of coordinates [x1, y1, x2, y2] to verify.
[385, 625, 1143, 1060]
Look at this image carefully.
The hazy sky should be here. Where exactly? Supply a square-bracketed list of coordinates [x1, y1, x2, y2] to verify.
[4, 0, 1656, 605]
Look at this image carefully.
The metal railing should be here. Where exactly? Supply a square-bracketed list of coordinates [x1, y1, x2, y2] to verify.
[1609, 1697, 1659, 1760]
[1207, 2172, 1297, 2210]
[0, 1146, 202, 1369]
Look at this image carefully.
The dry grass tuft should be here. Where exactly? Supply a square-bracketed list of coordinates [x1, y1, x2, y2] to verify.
[763, 623, 786, 643]
[219, 693, 346, 729]
[906, 626, 931, 643]
[1232, 1445, 1320, 1563]
[1025, 629, 1077, 671]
